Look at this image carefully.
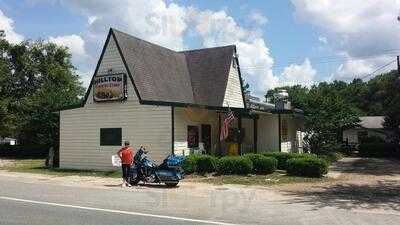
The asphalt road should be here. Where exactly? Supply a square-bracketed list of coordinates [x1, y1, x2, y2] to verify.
[0, 174, 400, 225]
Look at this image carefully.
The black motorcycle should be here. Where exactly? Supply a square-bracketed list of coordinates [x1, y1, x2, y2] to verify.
[130, 149, 184, 187]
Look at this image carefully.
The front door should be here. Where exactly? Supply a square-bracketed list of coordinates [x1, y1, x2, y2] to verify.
[201, 124, 212, 154]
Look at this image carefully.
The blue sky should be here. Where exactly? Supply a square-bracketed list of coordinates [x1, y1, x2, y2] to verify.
[1, 0, 399, 97]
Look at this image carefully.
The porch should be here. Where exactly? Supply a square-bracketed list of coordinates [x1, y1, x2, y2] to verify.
[172, 106, 305, 156]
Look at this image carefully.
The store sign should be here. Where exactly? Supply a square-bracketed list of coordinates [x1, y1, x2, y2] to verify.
[93, 73, 126, 102]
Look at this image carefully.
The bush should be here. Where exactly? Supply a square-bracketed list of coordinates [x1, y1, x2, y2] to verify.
[182, 154, 201, 174]
[318, 152, 344, 164]
[286, 157, 328, 177]
[359, 135, 385, 144]
[0, 144, 49, 159]
[244, 154, 277, 174]
[358, 143, 399, 158]
[262, 152, 317, 170]
[182, 154, 217, 174]
[196, 155, 217, 174]
[217, 156, 253, 175]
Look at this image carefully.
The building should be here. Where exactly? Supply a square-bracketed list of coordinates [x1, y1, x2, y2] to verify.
[0, 137, 17, 145]
[343, 116, 393, 146]
[59, 28, 304, 170]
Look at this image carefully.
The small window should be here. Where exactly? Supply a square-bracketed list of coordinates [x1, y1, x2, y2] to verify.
[100, 128, 122, 146]
[187, 126, 199, 148]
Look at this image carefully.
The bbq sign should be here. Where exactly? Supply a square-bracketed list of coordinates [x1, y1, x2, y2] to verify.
[93, 73, 126, 102]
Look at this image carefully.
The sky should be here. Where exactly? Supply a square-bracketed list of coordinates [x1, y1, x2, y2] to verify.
[1, 0, 400, 97]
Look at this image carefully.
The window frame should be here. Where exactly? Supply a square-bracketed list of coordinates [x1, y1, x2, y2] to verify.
[100, 128, 122, 146]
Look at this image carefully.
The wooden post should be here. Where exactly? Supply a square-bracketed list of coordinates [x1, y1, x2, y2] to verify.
[171, 106, 175, 155]
[397, 55, 400, 77]
[238, 115, 242, 155]
[278, 113, 282, 152]
[218, 113, 221, 156]
[253, 117, 258, 153]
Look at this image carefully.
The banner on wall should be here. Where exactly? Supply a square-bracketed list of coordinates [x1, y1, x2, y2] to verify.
[93, 73, 126, 102]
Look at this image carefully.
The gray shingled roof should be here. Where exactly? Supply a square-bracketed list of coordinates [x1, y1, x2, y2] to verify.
[359, 116, 385, 129]
[112, 28, 237, 107]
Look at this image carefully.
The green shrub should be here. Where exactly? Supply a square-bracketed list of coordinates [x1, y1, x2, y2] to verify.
[195, 155, 217, 174]
[358, 143, 399, 158]
[286, 157, 328, 177]
[262, 152, 317, 170]
[217, 156, 253, 175]
[182, 154, 217, 174]
[182, 154, 201, 174]
[318, 152, 344, 164]
[244, 154, 277, 174]
[0, 144, 49, 159]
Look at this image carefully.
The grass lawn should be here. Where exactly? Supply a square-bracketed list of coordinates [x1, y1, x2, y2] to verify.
[184, 171, 330, 186]
[1, 159, 331, 186]
[0, 159, 121, 178]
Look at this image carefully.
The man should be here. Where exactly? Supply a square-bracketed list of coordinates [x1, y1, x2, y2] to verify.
[118, 141, 134, 187]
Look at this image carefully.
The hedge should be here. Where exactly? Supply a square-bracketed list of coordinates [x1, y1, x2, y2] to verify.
[263, 152, 317, 170]
[195, 155, 217, 174]
[286, 157, 328, 177]
[243, 154, 277, 174]
[358, 143, 399, 158]
[182, 154, 217, 174]
[217, 156, 253, 175]
[0, 145, 49, 159]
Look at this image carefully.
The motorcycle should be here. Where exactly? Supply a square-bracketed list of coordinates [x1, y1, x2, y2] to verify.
[130, 149, 185, 187]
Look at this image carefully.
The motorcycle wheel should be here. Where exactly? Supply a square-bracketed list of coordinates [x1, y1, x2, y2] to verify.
[130, 177, 140, 186]
[165, 181, 179, 187]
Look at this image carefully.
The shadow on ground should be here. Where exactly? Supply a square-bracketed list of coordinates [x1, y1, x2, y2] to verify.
[337, 157, 400, 176]
[281, 180, 400, 211]
[281, 157, 400, 211]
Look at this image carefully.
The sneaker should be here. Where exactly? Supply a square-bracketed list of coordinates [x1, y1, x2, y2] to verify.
[127, 183, 132, 187]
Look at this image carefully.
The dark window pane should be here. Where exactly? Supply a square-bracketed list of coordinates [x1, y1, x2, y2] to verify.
[100, 128, 122, 146]
[187, 126, 199, 148]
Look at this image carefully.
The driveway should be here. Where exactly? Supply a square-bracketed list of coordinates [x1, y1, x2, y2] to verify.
[277, 157, 400, 213]
[0, 157, 400, 225]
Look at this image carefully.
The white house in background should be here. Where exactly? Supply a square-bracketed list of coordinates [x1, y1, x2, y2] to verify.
[343, 116, 393, 146]
[0, 137, 17, 145]
[58, 28, 305, 170]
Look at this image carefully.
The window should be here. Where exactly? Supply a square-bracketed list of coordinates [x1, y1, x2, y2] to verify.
[281, 119, 289, 142]
[187, 126, 199, 148]
[100, 128, 122, 146]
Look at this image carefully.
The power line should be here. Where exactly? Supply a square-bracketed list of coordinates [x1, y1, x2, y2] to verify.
[240, 50, 400, 70]
[359, 60, 396, 80]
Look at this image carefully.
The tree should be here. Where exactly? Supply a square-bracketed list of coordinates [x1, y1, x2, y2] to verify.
[0, 38, 84, 146]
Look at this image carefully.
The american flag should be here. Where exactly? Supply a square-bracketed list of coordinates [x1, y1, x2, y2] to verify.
[220, 110, 235, 141]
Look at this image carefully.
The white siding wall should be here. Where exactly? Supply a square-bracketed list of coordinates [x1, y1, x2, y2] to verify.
[257, 114, 280, 152]
[173, 107, 219, 155]
[60, 36, 171, 170]
[223, 61, 245, 108]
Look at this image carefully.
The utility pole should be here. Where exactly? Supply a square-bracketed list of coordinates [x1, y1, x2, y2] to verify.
[397, 55, 400, 77]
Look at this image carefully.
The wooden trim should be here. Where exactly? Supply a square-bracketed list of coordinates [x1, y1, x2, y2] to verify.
[82, 28, 113, 106]
[234, 46, 247, 110]
[171, 106, 175, 155]
[111, 29, 143, 101]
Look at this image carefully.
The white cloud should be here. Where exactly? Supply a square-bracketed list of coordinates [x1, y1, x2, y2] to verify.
[48, 34, 87, 58]
[318, 36, 327, 44]
[188, 9, 277, 97]
[247, 11, 268, 25]
[0, 9, 24, 44]
[281, 58, 316, 86]
[292, 0, 400, 79]
[35, 0, 281, 96]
